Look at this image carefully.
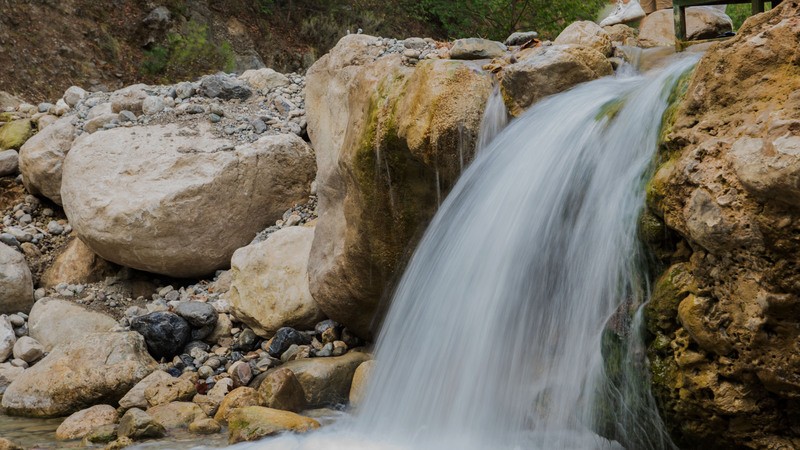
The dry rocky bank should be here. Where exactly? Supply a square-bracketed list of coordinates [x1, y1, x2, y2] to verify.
[0, 3, 791, 449]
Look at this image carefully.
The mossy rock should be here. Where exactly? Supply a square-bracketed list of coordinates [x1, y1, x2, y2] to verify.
[227, 406, 319, 444]
[645, 262, 699, 333]
[0, 119, 33, 150]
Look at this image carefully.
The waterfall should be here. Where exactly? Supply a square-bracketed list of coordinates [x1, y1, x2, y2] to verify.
[476, 84, 509, 155]
[239, 54, 700, 450]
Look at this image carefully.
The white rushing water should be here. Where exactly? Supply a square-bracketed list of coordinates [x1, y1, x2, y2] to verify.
[476, 83, 509, 155]
[236, 55, 700, 450]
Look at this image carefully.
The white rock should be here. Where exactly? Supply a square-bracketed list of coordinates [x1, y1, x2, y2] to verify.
[0, 242, 34, 315]
[0, 317, 15, 362]
[18, 116, 77, 205]
[63, 86, 87, 107]
[61, 125, 315, 278]
[12, 336, 44, 363]
[28, 298, 117, 351]
[0, 149, 18, 176]
[142, 96, 165, 115]
[230, 226, 325, 337]
[239, 68, 291, 91]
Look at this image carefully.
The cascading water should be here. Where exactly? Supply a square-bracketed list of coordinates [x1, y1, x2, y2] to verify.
[237, 54, 700, 450]
[476, 84, 509, 155]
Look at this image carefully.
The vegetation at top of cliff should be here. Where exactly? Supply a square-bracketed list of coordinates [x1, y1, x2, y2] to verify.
[142, 21, 235, 80]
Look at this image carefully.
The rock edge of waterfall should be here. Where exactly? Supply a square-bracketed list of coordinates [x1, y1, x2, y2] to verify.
[0, 3, 795, 448]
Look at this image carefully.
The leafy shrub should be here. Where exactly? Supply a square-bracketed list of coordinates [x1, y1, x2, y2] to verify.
[142, 20, 235, 79]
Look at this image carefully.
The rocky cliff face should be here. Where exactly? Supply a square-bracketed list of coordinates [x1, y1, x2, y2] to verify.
[645, 3, 800, 448]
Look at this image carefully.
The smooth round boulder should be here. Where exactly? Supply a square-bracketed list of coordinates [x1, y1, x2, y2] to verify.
[129, 312, 191, 361]
[0, 243, 33, 315]
[28, 298, 117, 351]
[227, 406, 319, 444]
[61, 124, 315, 278]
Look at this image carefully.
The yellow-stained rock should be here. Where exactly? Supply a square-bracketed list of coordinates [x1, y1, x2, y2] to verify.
[227, 406, 319, 444]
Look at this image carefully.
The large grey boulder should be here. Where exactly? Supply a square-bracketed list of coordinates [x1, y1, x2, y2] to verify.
[0, 242, 33, 315]
[61, 124, 315, 278]
[500, 44, 613, 116]
[28, 297, 117, 351]
[230, 225, 324, 337]
[1, 332, 156, 417]
[18, 116, 77, 205]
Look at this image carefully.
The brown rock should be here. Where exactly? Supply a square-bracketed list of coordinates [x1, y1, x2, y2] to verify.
[306, 35, 494, 338]
[348, 360, 374, 408]
[146, 401, 207, 429]
[41, 238, 116, 288]
[0, 438, 23, 450]
[0, 332, 156, 417]
[554, 21, 612, 56]
[117, 408, 164, 439]
[275, 351, 371, 407]
[55, 404, 118, 441]
[227, 406, 319, 444]
[213, 386, 263, 423]
[144, 376, 196, 407]
[257, 367, 307, 412]
[638, 7, 733, 47]
[118, 370, 174, 411]
[189, 417, 222, 434]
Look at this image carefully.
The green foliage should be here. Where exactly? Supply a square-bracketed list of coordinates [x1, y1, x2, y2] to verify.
[418, 0, 608, 40]
[142, 20, 235, 79]
[727, 2, 778, 30]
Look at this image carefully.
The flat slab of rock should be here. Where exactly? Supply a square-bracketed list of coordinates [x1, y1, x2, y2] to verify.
[0, 242, 34, 315]
[227, 406, 319, 444]
[230, 225, 324, 337]
[61, 124, 315, 278]
[28, 298, 117, 352]
[0, 332, 156, 417]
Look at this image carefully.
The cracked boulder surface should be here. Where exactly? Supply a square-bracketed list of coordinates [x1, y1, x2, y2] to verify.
[644, 3, 800, 449]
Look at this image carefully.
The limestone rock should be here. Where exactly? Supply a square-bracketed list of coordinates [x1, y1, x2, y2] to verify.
[500, 44, 613, 116]
[110, 84, 148, 114]
[146, 401, 206, 429]
[644, 4, 800, 447]
[257, 367, 306, 412]
[189, 417, 221, 434]
[193, 377, 232, 417]
[214, 386, 263, 423]
[28, 298, 117, 352]
[144, 375, 196, 407]
[0, 243, 33, 315]
[639, 7, 733, 47]
[61, 124, 315, 278]
[0, 149, 18, 176]
[603, 24, 638, 46]
[227, 406, 319, 444]
[239, 68, 291, 91]
[40, 238, 116, 288]
[18, 116, 76, 205]
[119, 370, 174, 411]
[0, 119, 33, 150]
[0, 362, 24, 395]
[450, 38, 506, 60]
[117, 408, 165, 440]
[230, 226, 324, 337]
[275, 351, 370, 407]
[0, 332, 156, 417]
[63, 86, 87, 107]
[306, 35, 493, 337]
[12, 336, 43, 363]
[55, 404, 118, 440]
[0, 438, 23, 450]
[348, 360, 374, 407]
[554, 21, 613, 56]
[0, 318, 15, 362]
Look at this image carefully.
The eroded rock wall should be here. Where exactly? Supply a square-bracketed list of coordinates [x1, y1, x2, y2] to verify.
[645, 3, 800, 448]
